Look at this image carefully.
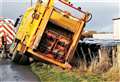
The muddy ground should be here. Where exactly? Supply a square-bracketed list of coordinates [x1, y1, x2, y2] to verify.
[0, 58, 39, 82]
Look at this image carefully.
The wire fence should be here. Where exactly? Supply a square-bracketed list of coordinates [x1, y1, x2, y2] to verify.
[71, 39, 120, 73]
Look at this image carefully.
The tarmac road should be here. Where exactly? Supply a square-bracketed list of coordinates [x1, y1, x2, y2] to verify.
[0, 59, 39, 82]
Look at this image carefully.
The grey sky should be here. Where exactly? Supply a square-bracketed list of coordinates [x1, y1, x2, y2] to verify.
[0, 0, 120, 32]
[79, 2, 120, 32]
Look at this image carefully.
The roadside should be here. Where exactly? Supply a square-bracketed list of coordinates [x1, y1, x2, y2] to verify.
[31, 62, 120, 82]
[0, 59, 39, 82]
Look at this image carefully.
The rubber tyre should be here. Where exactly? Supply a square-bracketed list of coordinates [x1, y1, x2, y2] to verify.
[19, 55, 30, 65]
[12, 50, 22, 64]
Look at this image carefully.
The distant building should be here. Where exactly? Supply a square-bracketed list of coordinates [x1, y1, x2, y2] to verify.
[92, 17, 120, 40]
[113, 18, 120, 40]
[93, 33, 113, 39]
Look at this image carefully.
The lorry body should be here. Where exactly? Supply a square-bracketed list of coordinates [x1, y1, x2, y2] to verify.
[11, 0, 91, 69]
[0, 18, 15, 51]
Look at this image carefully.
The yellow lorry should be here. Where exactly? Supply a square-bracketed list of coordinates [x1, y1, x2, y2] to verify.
[11, 0, 91, 69]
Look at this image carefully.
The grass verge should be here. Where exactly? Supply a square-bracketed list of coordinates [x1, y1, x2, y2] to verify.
[30, 62, 106, 82]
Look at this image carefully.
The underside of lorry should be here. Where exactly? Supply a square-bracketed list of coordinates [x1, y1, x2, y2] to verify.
[11, 0, 91, 69]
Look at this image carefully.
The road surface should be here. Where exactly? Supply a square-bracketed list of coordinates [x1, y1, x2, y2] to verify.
[0, 59, 39, 82]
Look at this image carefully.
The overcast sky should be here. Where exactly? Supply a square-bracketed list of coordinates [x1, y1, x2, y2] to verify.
[0, 0, 120, 32]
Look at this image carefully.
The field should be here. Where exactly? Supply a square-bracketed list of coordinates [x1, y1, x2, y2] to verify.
[31, 62, 120, 82]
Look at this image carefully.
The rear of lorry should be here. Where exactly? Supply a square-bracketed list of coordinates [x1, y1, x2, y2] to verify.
[11, 0, 92, 69]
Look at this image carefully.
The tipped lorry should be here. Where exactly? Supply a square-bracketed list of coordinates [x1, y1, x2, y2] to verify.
[11, 0, 91, 69]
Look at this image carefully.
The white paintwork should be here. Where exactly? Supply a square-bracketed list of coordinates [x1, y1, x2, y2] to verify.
[113, 18, 120, 39]
[93, 33, 113, 39]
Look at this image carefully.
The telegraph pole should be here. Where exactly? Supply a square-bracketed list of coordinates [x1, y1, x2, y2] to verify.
[31, 0, 33, 6]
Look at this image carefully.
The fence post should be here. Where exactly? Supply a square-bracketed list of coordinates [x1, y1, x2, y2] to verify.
[117, 44, 120, 71]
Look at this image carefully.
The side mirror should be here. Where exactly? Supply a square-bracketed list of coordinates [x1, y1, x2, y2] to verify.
[14, 15, 23, 27]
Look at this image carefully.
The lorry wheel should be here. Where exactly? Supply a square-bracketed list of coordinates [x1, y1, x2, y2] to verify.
[19, 55, 30, 65]
[12, 50, 22, 64]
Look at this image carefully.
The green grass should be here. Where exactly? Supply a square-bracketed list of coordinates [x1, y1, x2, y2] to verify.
[30, 62, 106, 82]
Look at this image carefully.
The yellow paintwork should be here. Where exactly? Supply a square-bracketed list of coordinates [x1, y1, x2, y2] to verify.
[50, 10, 81, 33]
[32, 7, 54, 49]
[16, 7, 34, 41]
[16, 0, 85, 48]
[15, 0, 90, 68]
[16, 0, 54, 47]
